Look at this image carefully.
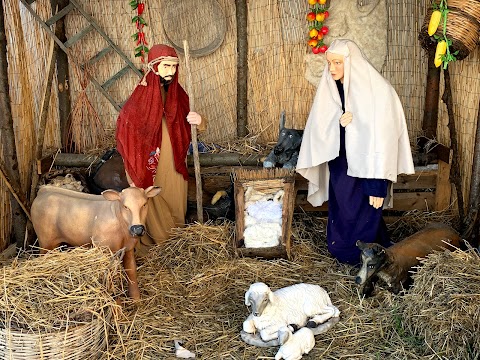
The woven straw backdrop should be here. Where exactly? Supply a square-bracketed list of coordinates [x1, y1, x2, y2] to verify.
[0, 0, 479, 250]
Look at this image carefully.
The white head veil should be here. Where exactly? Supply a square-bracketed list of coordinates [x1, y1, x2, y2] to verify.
[296, 39, 414, 207]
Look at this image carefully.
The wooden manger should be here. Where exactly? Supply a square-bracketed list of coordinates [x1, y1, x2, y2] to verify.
[232, 168, 296, 259]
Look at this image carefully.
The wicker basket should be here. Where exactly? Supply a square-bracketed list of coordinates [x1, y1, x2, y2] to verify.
[0, 314, 110, 360]
[419, 0, 480, 60]
[162, 0, 226, 57]
[233, 168, 296, 259]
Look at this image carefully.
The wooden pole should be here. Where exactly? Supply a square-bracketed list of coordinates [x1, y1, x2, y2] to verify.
[50, 0, 71, 149]
[442, 68, 464, 226]
[422, 46, 441, 140]
[183, 40, 203, 223]
[465, 97, 480, 246]
[0, 160, 31, 222]
[236, 0, 248, 138]
[468, 98, 480, 208]
[0, 0, 27, 248]
[30, 37, 57, 202]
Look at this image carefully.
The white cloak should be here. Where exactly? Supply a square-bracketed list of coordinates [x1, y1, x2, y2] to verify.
[296, 39, 415, 207]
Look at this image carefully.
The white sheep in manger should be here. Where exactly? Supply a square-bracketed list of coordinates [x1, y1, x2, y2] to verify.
[243, 188, 285, 248]
[241, 282, 340, 347]
[275, 325, 315, 360]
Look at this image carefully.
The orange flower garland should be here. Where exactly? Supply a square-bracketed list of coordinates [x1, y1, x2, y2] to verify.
[307, 0, 330, 54]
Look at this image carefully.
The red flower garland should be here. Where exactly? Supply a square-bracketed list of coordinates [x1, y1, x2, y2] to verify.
[307, 0, 330, 54]
[130, 0, 149, 63]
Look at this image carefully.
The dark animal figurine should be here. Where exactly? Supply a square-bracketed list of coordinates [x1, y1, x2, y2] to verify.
[355, 222, 461, 296]
[88, 148, 129, 194]
[203, 183, 235, 221]
[263, 111, 303, 170]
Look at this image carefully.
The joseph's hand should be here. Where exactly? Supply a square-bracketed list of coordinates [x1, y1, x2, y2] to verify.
[187, 112, 202, 126]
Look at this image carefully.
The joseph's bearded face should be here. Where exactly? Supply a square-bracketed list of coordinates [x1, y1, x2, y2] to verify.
[156, 60, 178, 85]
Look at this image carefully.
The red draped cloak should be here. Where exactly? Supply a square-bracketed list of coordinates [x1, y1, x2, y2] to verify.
[115, 45, 191, 189]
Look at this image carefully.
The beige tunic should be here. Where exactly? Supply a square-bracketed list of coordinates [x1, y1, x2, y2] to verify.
[135, 117, 188, 256]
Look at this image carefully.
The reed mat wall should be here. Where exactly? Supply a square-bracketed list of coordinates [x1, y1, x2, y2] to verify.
[0, 0, 479, 250]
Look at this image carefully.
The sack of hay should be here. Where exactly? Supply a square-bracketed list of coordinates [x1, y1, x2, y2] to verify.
[0, 247, 125, 360]
[401, 248, 480, 360]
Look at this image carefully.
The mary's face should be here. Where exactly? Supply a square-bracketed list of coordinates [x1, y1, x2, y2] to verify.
[326, 53, 345, 82]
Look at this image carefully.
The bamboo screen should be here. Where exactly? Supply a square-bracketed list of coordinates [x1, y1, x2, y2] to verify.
[1, 0, 61, 249]
[63, 0, 238, 143]
[1, 0, 479, 250]
[437, 49, 480, 210]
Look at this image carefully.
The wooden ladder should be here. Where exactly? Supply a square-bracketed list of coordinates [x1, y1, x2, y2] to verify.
[20, 0, 142, 111]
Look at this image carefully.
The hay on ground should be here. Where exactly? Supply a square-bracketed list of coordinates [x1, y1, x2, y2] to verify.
[107, 211, 472, 360]
[0, 246, 125, 332]
[402, 246, 480, 359]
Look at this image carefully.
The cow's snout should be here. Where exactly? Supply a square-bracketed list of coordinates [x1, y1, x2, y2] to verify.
[130, 225, 145, 236]
[355, 276, 362, 285]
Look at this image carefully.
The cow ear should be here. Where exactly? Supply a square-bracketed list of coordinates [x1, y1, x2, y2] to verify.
[102, 189, 121, 201]
[145, 186, 162, 198]
[356, 240, 366, 250]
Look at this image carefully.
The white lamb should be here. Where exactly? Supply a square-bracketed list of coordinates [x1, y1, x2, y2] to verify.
[244, 222, 282, 248]
[242, 282, 340, 344]
[275, 325, 315, 360]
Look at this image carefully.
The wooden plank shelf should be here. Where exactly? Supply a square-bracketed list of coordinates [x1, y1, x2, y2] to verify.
[187, 162, 452, 215]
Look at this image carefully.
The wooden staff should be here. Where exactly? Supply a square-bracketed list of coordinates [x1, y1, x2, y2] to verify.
[0, 160, 31, 222]
[183, 40, 204, 223]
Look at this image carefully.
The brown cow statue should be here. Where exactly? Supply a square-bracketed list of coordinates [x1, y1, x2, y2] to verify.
[31, 185, 161, 300]
[355, 222, 461, 296]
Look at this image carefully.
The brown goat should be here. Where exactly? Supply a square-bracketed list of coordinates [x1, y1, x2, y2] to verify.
[355, 222, 461, 296]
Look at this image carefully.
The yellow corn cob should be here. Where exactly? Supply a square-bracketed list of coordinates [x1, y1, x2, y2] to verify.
[428, 10, 442, 36]
[434, 40, 447, 68]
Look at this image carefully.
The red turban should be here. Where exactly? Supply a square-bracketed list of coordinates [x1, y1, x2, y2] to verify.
[116, 45, 191, 188]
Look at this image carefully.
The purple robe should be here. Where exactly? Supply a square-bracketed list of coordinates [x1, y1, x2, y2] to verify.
[326, 81, 391, 264]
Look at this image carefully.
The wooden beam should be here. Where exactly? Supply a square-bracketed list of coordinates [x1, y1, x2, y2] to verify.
[35, 38, 57, 162]
[236, 0, 248, 137]
[51, 0, 72, 149]
[30, 36, 57, 207]
[435, 155, 453, 211]
[0, 160, 31, 222]
[442, 68, 464, 224]
[0, 0, 27, 248]
[46, 152, 265, 168]
[295, 192, 435, 213]
[422, 46, 441, 139]
[45, 2, 73, 26]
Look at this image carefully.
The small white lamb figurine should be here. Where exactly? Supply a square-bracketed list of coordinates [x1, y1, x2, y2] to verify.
[275, 325, 315, 360]
[242, 282, 340, 344]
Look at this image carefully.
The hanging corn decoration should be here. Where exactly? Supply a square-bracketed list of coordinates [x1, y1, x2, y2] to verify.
[427, 0, 458, 69]
[434, 40, 447, 68]
[428, 10, 441, 36]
